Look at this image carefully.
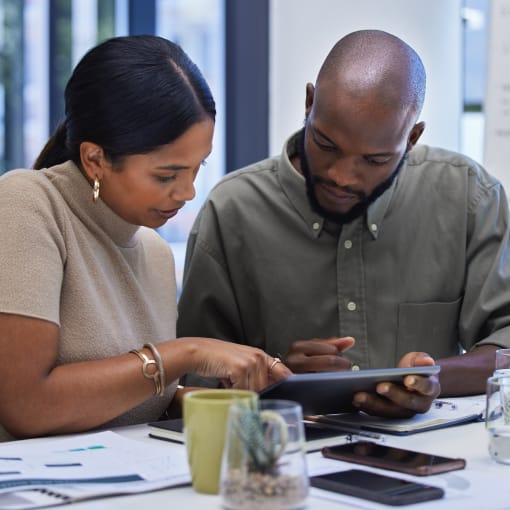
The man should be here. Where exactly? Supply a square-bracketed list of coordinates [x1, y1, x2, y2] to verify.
[178, 30, 510, 417]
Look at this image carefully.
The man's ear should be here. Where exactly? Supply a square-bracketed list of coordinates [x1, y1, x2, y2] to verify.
[305, 82, 315, 116]
[79, 142, 108, 181]
[406, 121, 426, 151]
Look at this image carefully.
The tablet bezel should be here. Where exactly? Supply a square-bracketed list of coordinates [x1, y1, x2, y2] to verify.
[259, 366, 440, 415]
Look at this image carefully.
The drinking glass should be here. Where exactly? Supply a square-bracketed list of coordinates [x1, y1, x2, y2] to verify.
[495, 348, 510, 376]
[220, 399, 309, 510]
[486, 374, 510, 464]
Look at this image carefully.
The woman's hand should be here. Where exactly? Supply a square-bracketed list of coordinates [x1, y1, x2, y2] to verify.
[184, 338, 291, 391]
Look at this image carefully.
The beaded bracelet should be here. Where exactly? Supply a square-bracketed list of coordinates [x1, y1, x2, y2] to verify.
[130, 343, 166, 397]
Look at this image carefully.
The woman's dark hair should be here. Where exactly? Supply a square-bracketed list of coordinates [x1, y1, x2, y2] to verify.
[34, 35, 216, 169]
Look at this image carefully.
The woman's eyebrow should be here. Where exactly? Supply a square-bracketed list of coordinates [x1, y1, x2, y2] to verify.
[155, 164, 189, 171]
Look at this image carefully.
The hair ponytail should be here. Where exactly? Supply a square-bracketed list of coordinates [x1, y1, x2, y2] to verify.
[33, 122, 72, 169]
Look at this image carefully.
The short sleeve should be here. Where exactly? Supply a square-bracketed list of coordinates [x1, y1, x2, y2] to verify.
[0, 170, 66, 325]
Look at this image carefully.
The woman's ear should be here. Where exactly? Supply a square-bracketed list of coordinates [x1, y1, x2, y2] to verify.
[79, 142, 108, 181]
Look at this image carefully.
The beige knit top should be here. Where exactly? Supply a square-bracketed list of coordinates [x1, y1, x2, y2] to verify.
[0, 162, 178, 441]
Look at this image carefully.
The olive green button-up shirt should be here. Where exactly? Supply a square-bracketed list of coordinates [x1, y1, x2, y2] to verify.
[178, 132, 510, 369]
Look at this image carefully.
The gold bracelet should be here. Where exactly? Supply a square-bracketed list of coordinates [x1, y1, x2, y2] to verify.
[144, 342, 166, 397]
[130, 348, 163, 396]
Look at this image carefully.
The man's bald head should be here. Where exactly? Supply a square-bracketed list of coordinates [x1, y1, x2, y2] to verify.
[316, 30, 426, 120]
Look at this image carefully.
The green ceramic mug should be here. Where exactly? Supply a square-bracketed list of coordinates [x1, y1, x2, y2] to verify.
[183, 389, 258, 494]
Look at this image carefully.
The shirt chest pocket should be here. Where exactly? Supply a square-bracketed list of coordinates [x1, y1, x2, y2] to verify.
[396, 298, 463, 360]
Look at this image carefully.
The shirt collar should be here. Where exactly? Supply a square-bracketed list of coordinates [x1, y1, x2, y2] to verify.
[44, 161, 140, 247]
[278, 131, 325, 239]
[365, 173, 397, 240]
[278, 130, 398, 240]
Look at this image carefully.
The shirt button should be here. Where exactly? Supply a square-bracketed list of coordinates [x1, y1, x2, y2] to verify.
[351, 364, 360, 371]
[370, 223, 378, 232]
[312, 222, 320, 231]
[344, 240, 352, 249]
[347, 301, 356, 311]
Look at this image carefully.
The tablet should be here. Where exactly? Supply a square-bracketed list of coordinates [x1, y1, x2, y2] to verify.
[259, 366, 440, 415]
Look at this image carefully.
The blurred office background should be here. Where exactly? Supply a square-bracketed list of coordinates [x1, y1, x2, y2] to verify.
[0, 0, 500, 289]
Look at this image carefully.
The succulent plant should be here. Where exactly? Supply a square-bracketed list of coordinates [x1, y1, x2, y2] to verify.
[231, 400, 288, 476]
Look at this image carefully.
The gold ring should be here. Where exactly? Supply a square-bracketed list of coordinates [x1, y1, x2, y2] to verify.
[269, 357, 282, 371]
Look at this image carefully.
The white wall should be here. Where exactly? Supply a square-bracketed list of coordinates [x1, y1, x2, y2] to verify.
[484, 0, 510, 192]
[269, 0, 463, 156]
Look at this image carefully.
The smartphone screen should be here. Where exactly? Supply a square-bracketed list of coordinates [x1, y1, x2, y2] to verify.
[321, 441, 465, 476]
[310, 469, 445, 505]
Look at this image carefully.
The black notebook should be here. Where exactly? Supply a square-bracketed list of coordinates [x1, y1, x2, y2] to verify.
[147, 418, 350, 452]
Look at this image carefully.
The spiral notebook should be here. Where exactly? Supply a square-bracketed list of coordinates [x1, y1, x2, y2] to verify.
[306, 396, 485, 435]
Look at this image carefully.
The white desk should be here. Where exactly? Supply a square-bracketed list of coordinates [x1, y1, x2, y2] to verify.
[38, 415, 502, 510]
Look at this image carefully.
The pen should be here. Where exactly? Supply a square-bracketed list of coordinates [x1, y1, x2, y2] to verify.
[348, 430, 385, 442]
[433, 400, 457, 411]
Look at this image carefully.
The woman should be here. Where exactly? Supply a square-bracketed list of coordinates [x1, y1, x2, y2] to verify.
[0, 35, 289, 442]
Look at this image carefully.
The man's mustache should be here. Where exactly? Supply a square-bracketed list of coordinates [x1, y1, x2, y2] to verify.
[312, 176, 366, 200]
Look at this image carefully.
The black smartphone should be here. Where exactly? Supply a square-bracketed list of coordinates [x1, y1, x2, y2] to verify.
[321, 441, 465, 476]
[310, 469, 445, 506]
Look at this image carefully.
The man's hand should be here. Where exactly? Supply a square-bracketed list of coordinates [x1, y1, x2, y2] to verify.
[351, 352, 441, 418]
[284, 337, 356, 372]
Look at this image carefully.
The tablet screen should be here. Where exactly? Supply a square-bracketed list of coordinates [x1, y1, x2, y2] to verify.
[259, 366, 440, 415]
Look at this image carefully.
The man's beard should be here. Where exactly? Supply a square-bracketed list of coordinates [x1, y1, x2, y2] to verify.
[297, 130, 405, 225]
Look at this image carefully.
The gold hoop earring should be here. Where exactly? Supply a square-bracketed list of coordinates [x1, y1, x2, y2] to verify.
[92, 177, 100, 203]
